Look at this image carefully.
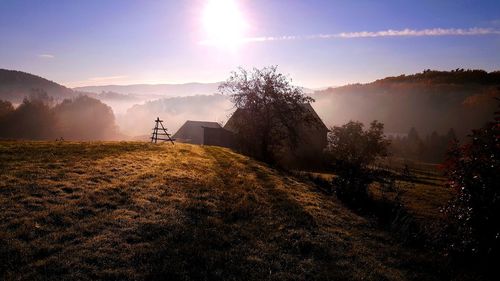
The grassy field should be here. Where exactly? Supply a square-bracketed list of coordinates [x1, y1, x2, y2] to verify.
[372, 157, 452, 223]
[0, 141, 452, 280]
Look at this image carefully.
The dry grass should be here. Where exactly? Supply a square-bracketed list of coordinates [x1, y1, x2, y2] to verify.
[370, 158, 452, 225]
[0, 141, 448, 280]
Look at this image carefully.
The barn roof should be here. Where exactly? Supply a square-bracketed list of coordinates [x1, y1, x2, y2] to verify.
[173, 120, 222, 144]
[224, 103, 328, 133]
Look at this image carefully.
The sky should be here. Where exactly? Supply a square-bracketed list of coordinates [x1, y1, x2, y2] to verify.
[1, 0, 499, 88]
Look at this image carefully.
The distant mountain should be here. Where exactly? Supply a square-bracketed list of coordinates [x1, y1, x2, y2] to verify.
[0, 69, 75, 102]
[74, 82, 223, 97]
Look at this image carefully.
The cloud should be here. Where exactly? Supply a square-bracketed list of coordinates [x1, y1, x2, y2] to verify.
[65, 75, 129, 88]
[335, 27, 500, 38]
[200, 27, 500, 45]
[88, 75, 128, 82]
[38, 54, 55, 59]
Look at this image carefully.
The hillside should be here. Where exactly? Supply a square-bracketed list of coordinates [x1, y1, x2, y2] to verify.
[312, 70, 500, 137]
[0, 69, 75, 103]
[0, 141, 447, 281]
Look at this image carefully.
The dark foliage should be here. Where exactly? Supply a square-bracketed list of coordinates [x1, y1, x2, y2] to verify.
[219, 66, 315, 164]
[442, 99, 500, 263]
[326, 120, 390, 204]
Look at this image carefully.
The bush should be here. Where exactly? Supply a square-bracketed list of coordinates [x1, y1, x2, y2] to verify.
[326, 120, 390, 204]
[442, 99, 499, 262]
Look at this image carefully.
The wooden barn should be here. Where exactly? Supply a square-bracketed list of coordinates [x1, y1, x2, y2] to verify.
[173, 104, 328, 167]
[223, 103, 329, 160]
[172, 120, 223, 145]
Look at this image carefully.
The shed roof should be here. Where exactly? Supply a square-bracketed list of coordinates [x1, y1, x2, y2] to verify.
[173, 120, 222, 144]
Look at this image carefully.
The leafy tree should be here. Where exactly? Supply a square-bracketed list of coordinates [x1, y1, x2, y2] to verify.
[326, 120, 390, 203]
[442, 99, 499, 261]
[219, 66, 314, 164]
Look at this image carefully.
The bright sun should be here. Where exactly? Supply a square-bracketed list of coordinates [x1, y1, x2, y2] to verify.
[201, 0, 248, 48]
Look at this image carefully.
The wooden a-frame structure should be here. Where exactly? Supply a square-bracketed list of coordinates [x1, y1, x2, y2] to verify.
[151, 117, 175, 144]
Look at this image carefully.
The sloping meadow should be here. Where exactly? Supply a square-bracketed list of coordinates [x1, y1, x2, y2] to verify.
[0, 141, 444, 280]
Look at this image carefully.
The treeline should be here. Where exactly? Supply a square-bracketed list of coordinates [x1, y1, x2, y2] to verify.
[0, 91, 119, 140]
[374, 69, 500, 85]
[389, 127, 457, 163]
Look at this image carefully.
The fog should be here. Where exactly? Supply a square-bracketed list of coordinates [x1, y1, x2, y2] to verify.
[1, 69, 498, 143]
[105, 83, 498, 141]
[116, 94, 234, 139]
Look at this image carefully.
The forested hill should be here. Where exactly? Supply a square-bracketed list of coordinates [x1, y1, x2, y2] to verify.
[312, 70, 500, 138]
[0, 69, 74, 102]
[372, 69, 500, 85]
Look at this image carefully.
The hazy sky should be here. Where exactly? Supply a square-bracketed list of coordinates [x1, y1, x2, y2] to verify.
[1, 0, 499, 88]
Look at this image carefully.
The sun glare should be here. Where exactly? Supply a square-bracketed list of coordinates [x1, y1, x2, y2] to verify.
[201, 0, 248, 48]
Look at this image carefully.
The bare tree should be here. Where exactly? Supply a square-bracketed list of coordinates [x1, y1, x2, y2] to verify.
[219, 66, 314, 164]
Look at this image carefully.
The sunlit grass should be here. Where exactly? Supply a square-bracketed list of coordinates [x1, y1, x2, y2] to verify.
[0, 141, 446, 280]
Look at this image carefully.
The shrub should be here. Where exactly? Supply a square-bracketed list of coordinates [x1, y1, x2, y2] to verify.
[326, 120, 390, 204]
[442, 99, 499, 261]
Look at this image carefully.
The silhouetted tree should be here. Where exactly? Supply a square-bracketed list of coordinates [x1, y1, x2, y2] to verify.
[219, 66, 314, 164]
[326, 120, 390, 204]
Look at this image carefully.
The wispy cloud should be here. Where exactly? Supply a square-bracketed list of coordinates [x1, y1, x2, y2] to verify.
[200, 27, 500, 45]
[65, 75, 129, 88]
[335, 27, 500, 38]
[88, 75, 128, 82]
[38, 54, 55, 59]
